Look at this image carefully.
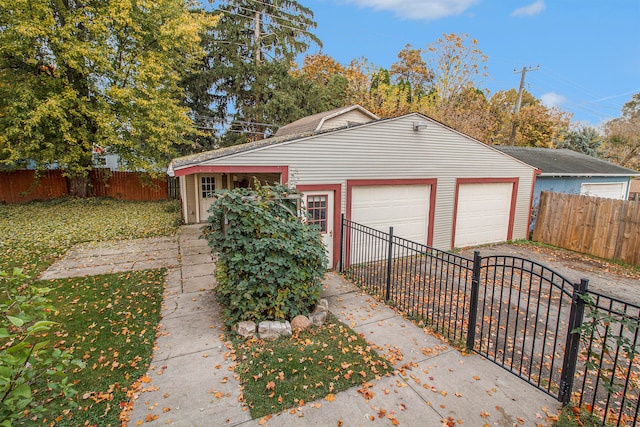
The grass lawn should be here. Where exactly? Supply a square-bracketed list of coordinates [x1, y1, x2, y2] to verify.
[0, 198, 181, 276]
[0, 198, 181, 426]
[233, 313, 394, 420]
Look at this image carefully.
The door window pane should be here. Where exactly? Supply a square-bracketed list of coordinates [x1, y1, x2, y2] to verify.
[201, 177, 216, 198]
[307, 195, 328, 232]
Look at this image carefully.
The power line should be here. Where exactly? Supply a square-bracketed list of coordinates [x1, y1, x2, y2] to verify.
[215, 7, 316, 37]
[509, 65, 539, 146]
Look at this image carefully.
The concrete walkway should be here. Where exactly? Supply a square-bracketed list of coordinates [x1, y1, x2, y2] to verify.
[128, 225, 559, 427]
[42, 225, 560, 426]
[39, 236, 179, 280]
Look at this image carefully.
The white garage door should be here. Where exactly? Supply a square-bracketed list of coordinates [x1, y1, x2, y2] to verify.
[351, 184, 430, 243]
[455, 182, 513, 247]
[581, 182, 627, 199]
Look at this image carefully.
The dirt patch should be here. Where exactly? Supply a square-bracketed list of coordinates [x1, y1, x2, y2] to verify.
[456, 242, 640, 306]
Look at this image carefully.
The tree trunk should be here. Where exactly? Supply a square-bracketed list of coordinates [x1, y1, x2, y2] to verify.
[68, 174, 92, 198]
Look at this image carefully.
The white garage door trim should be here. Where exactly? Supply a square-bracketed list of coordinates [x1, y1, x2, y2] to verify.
[580, 182, 627, 200]
[453, 179, 517, 248]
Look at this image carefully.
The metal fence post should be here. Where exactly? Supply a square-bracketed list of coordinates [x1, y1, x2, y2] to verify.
[466, 250, 482, 351]
[558, 278, 589, 404]
[338, 213, 345, 273]
[385, 226, 394, 301]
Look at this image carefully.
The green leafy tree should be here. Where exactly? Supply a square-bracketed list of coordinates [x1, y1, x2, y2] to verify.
[0, 269, 83, 425]
[0, 0, 213, 196]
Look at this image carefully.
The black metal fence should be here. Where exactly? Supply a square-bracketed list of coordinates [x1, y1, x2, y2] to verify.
[339, 217, 640, 426]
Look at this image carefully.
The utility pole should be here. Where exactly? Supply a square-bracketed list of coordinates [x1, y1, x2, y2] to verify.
[509, 66, 539, 146]
[254, 10, 261, 64]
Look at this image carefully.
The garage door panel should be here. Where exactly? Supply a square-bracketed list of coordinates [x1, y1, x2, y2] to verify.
[581, 182, 626, 199]
[351, 185, 430, 244]
[455, 182, 513, 247]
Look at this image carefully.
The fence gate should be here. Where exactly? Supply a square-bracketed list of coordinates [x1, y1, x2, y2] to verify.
[341, 217, 640, 425]
[468, 255, 579, 399]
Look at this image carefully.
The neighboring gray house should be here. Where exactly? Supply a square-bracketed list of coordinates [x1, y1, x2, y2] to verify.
[496, 147, 640, 229]
[169, 106, 538, 268]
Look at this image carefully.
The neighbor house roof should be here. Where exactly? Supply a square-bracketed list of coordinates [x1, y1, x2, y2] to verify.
[496, 147, 640, 177]
[273, 105, 379, 137]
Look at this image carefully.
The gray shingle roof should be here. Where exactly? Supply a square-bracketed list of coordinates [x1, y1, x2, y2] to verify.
[496, 147, 639, 176]
[273, 105, 378, 137]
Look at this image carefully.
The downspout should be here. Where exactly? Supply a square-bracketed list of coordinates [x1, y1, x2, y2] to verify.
[527, 168, 542, 236]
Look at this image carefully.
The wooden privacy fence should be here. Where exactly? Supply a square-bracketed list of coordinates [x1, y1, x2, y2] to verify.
[0, 169, 176, 203]
[533, 191, 640, 266]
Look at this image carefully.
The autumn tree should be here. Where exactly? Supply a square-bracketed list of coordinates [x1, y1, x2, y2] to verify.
[0, 0, 213, 196]
[602, 92, 640, 170]
[488, 89, 571, 147]
[427, 33, 488, 101]
[389, 44, 433, 103]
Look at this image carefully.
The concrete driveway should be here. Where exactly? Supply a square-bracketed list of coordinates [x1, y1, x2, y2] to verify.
[457, 242, 640, 305]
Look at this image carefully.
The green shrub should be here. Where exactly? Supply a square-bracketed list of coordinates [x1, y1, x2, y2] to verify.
[0, 269, 83, 425]
[204, 183, 327, 326]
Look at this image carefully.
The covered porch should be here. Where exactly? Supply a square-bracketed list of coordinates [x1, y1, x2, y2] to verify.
[173, 166, 287, 224]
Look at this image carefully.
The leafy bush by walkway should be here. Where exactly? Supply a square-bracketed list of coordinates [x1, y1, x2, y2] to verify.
[205, 184, 327, 326]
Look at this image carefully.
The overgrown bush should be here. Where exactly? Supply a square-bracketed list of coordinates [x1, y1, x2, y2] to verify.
[0, 269, 83, 425]
[204, 183, 327, 326]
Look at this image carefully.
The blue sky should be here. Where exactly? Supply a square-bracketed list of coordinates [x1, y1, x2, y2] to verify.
[300, 0, 640, 127]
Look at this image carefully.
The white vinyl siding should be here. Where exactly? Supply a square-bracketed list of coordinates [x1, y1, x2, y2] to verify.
[321, 110, 375, 131]
[187, 114, 535, 250]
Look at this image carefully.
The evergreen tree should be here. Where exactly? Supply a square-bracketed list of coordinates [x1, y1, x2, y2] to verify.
[184, 0, 322, 145]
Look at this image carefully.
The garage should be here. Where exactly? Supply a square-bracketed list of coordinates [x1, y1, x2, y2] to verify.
[350, 182, 432, 244]
[581, 182, 627, 199]
[454, 181, 516, 248]
[170, 107, 538, 259]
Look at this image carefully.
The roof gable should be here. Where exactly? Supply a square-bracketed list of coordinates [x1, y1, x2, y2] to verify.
[273, 105, 379, 137]
[168, 112, 537, 175]
[496, 147, 640, 176]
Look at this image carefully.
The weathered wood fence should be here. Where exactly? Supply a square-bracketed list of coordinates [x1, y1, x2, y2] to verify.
[0, 169, 177, 204]
[533, 191, 640, 266]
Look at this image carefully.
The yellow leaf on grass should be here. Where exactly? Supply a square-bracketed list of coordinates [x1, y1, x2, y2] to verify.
[325, 393, 335, 402]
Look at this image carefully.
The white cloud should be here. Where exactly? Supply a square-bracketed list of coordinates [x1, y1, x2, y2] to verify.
[511, 0, 546, 17]
[344, 0, 479, 20]
[541, 92, 566, 108]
